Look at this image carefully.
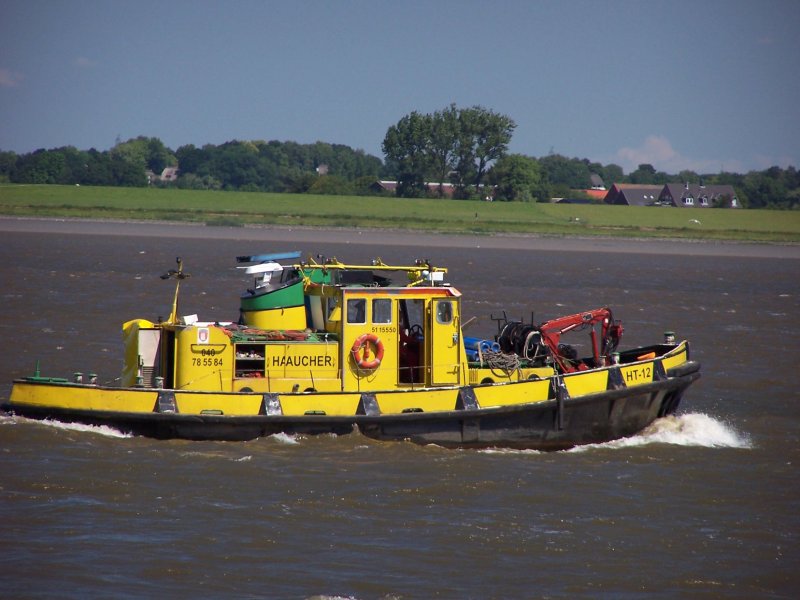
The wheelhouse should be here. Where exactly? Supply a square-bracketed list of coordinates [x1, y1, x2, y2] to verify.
[122, 262, 469, 396]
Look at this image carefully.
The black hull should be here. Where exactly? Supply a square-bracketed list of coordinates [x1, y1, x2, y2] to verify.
[3, 363, 700, 450]
[361, 364, 700, 450]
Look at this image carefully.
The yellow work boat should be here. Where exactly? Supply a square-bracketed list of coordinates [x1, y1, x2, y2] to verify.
[3, 253, 700, 449]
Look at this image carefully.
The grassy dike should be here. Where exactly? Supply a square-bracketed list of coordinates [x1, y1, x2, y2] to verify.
[1, 183, 798, 243]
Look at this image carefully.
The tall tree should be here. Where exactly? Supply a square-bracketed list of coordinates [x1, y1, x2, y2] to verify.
[427, 104, 459, 196]
[0, 150, 17, 182]
[539, 154, 592, 189]
[461, 106, 515, 189]
[627, 163, 671, 185]
[14, 148, 68, 183]
[383, 105, 515, 198]
[489, 154, 544, 201]
[382, 111, 431, 197]
[111, 136, 175, 174]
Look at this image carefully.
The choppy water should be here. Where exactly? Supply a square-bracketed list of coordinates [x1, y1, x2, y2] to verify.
[1, 221, 798, 599]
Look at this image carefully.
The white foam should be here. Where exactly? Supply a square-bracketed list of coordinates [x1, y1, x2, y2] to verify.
[35, 418, 132, 438]
[478, 413, 751, 455]
[571, 412, 751, 452]
[269, 432, 300, 445]
[479, 447, 543, 455]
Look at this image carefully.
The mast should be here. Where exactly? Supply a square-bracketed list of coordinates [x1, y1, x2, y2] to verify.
[160, 257, 190, 324]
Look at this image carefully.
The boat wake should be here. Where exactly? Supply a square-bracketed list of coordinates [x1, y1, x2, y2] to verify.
[6, 413, 747, 451]
[480, 413, 751, 455]
[570, 412, 752, 452]
[17, 416, 132, 438]
[267, 432, 301, 445]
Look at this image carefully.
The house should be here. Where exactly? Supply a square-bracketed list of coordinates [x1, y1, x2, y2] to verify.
[556, 188, 607, 203]
[160, 167, 179, 182]
[590, 173, 606, 190]
[370, 180, 457, 197]
[659, 182, 738, 208]
[145, 166, 180, 185]
[603, 184, 663, 206]
[584, 188, 608, 201]
[604, 182, 739, 208]
[370, 180, 398, 194]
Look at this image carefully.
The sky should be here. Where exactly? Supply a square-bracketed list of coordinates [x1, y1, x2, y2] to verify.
[1, 0, 798, 175]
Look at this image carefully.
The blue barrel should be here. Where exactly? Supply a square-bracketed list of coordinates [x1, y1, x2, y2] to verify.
[464, 336, 500, 354]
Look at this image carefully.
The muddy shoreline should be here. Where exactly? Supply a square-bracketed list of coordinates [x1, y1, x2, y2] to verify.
[2, 216, 798, 259]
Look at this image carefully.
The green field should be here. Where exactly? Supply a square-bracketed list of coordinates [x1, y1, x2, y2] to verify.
[1, 184, 798, 243]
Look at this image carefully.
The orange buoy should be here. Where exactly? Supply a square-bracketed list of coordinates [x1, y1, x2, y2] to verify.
[351, 333, 385, 370]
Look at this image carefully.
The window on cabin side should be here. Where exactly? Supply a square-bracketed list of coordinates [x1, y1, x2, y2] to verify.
[372, 299, 392, 324]
[347, 299, 366, 323]
[436, 301, 453, 324]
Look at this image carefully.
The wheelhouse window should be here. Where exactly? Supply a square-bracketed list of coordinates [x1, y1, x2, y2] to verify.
[436, 300, 453, 324]
[347, 299, 366, 323]
[372, 298, 392, 324]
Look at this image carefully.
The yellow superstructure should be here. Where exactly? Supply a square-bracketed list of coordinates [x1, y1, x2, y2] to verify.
[110, 255, 695, 418]
[120, 280, 478, 398]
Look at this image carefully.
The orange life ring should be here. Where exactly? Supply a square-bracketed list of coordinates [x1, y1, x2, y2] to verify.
[351, 333, 385, 370]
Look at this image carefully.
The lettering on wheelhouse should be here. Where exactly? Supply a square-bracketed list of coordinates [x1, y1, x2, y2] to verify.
[624, 365, 652, 382]
[190, 344, 227, 355]
[190, 344, 227, 367]
[371, 325, 396, 335]
[270, 355, 334, 368]
[192, 356, 225, 367]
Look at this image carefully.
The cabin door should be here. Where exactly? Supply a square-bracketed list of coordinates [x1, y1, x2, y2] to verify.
[429, 298, 460, 385]
[398, 299, 424, 384]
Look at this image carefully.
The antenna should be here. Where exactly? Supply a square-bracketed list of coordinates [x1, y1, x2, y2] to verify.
[160, 257, 190, 324]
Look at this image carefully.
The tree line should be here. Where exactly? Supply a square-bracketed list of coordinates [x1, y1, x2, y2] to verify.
[1, 106, 798, 209]
[0, 136, 385, 195]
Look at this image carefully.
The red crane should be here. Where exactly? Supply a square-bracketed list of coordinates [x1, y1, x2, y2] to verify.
[536, 307, 623, 373]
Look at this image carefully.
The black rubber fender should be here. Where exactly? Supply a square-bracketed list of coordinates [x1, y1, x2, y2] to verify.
[666, 360, 701, 378]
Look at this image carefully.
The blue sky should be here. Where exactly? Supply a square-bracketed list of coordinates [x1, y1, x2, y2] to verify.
[1, 0, 798, 174]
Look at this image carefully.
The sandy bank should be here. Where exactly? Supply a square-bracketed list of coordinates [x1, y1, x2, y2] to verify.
[2, 216, 798, 259]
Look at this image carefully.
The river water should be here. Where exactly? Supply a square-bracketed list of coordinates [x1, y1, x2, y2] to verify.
[1, 219, 798, 599]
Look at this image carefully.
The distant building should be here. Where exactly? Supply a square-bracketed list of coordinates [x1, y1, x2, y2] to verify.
[659, 182, 738, 208]
[370, 180, 398, 194]
[603, 184, 662, 206]
[589, 173, 606, 190]
[160, 167, 179, 182]
[556, 188, 607, 203]
[145, 167, 180, 185]
[370, 180, 457, 197]
[604, 182, 738, 208]
[584, 188, 608, 201]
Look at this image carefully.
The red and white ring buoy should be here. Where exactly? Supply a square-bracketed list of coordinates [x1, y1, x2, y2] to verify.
[351, 333, 385, 370]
